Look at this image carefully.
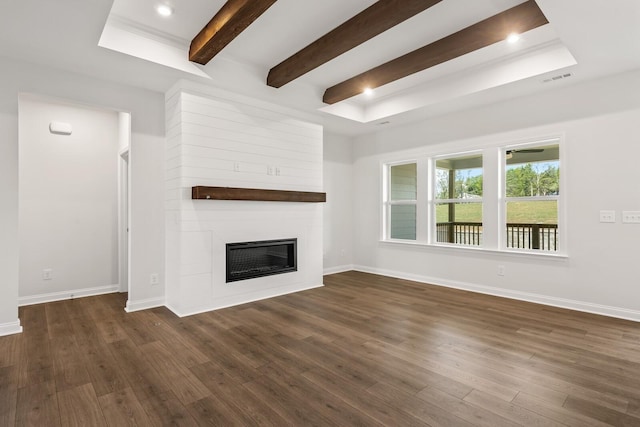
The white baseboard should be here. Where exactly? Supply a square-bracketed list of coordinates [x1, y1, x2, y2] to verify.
[125, 297, 165, 313]
[353, 265, 640, 323]
[323, 264, 355, 275]
[18, 285, 119, 307]
[166, 283, 324, 318]
[0, 320, 23, 337]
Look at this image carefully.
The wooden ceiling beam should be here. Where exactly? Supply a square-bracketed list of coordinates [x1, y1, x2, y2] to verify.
[323, 0, 549, 104]
[267, 0, 442, 88]
[190, 0, 278, 65]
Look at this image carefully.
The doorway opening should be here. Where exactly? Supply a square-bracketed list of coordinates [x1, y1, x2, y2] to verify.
[17, 94, 132, 309]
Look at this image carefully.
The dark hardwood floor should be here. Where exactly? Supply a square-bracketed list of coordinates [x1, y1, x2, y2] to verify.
[1, 271, 640, 426]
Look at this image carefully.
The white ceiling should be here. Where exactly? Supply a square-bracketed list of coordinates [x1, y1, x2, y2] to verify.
[1, 0, 639, 136]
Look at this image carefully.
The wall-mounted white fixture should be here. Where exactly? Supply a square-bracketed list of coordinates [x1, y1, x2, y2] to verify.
[49, 121, 72, 135]
[599, 210, 616, 223]
[622, 211, 640, 224]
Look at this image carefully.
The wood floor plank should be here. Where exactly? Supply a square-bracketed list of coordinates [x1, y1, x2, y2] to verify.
[270, 334, 378, 390]
[302, 366, 433, 426]
[563, 395, 640, 426]
[106, 339, 171, 403]
[140, 391, 199, 427]
[2, 271, 640, 426]
[228, 325, 317, 374]
[367, 381, 475, 427]
[19, 305, 48, 338]
[190, 361, 289, 426]
[512, 392, 611, 427]
[416, 385, 520, 427]
[243, 371, 346, 426]
[17, 328, 54, 388]
[93, 319, 130, 344]
[98, 387, 153, 427]
[153, 310, 264, 384]
[262, 298, 372, 343]
[74, 333, 130, 398]
[45, 301, 73, 340]
[15, 381, 60, 426]
[186, 395, 247, 426]
[138, 341, 211, 406]
[441, 336, 633, 412]
[331, 336, 472, 397]
[463, 389, 565, 426]
[364, 339, 520, 401]
[260, 361, 385, 426]
[50, 335, 92, 392]
[57, 383, 106, 427]
[0, 334, 22, 369]
[0, 366, 18, 426]
[142, 310, 210, 368]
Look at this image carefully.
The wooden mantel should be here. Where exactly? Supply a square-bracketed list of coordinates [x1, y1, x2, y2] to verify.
[192, 186, 326, 203]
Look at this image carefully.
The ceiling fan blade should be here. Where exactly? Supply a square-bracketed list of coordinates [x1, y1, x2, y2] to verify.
[507, 149, 545, 154]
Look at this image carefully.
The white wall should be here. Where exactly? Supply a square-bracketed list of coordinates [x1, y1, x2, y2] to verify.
[0, 57, 165, 333]
[0, 111, 21, 335]
[126, 130, 165, 310]
[18, 95, 120, 302]
[165, 82, 324, 316]
[323, 132, 354, 273]
[350, 69, 640, 321]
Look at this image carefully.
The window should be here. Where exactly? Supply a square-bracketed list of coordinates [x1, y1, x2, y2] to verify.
[504, 142, 560, 251]
[381, 137, 564, 255]
[433, 153, 483, 246]
[384, 163, 417, 240]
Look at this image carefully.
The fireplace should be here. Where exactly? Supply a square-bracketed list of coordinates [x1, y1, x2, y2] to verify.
[226, 238, 297, 283]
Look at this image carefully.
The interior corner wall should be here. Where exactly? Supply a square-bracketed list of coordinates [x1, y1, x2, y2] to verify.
[323, 132, 354, 274]
[0, 57, 165, 329]
[351, 69, 640, 321]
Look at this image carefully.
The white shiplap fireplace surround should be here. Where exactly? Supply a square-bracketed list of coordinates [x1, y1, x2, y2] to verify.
[165, 81, 324, 317]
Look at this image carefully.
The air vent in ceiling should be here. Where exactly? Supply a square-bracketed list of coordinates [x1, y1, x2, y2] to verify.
[542, 73, 572, 83]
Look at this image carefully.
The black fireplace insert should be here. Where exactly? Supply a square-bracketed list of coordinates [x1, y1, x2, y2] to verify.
[226, 238, 297, 283]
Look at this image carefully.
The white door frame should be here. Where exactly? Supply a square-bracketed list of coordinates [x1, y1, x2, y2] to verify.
[118, 148, 130, 293]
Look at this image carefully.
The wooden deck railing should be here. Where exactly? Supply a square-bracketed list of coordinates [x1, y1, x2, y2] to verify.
[436, 222, 558, 250]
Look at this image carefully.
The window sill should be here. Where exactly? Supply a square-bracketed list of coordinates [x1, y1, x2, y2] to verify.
[379, 239, 568, 260]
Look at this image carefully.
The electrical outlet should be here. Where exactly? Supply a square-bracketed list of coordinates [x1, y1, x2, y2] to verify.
[599, 210, 616, 223]
[233, 162, 240, 172]
[42, 268, 53, 280]
[275, 167, 281, 176]
[497, 265, 505, 276]
[150, 273, 159, 286]
[267, 165, 274, 175]
[622, 211, 640, 224]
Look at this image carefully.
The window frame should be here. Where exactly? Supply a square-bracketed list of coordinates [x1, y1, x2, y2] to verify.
[430, 151, 484, 247]
[382, 160, 418, 241]
[500, 138, 563, 253]
[380, 135, 566, 257]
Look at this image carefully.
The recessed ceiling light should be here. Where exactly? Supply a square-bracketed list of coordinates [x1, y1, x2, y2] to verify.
[506, 33, 520, 44]
[363, 87, 374, 96]
[156, 4, 173, 17]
